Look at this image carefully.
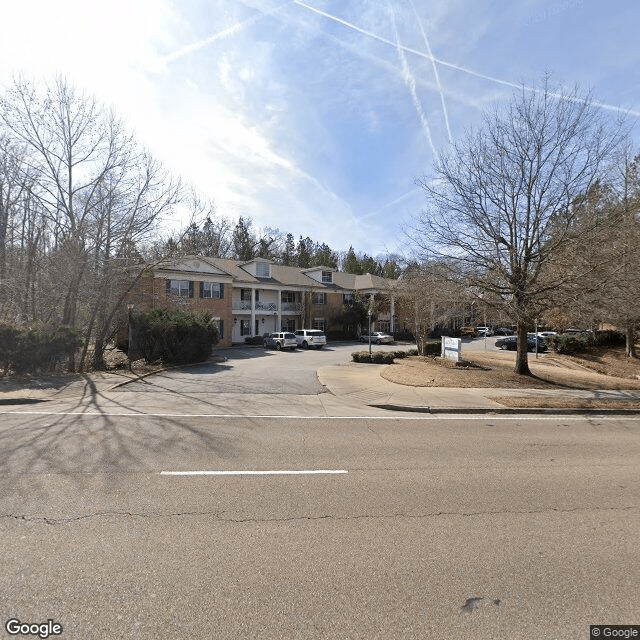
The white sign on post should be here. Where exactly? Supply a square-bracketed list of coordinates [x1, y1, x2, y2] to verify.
[441, 336, 461, 362]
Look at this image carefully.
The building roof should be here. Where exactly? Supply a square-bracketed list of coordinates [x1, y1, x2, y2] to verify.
[154, 256, 395, 292]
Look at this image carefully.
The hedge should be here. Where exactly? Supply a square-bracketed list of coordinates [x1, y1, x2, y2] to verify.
[351, 349, 419, 364]
[127, 308, 220, 365]
[545, 330, 626, 354]
[0, 325, 80, 375]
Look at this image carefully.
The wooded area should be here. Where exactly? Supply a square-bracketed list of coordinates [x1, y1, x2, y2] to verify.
[0, 77, 399, 372]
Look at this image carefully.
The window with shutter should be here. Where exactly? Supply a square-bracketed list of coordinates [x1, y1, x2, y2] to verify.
[201, 282, 223, 299]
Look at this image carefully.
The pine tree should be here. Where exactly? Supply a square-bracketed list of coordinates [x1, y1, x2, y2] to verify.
[343, 246, 362, 274]
[281, 233, 296, 266]
[232, 217, 256, 261]
[296, 236, 313, 268]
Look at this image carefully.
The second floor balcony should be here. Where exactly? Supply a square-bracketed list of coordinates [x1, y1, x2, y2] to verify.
[232, 300, 304, 314]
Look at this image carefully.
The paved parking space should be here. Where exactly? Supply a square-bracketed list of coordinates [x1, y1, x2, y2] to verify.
[118, 342, 414, 396]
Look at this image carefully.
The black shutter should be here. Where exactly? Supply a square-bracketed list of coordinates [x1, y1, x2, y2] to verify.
[199, 282, 203, 298]
[189, 281, 194, 298]
[165, 279, 171, 295]
[219, 283, 224, 299]
[219, 320, 224, 339]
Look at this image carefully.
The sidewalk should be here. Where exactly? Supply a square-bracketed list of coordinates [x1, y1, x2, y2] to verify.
[317, 363, 640, 413]
[2, 361, 640, 415]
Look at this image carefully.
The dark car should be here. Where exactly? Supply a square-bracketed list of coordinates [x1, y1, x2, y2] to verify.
[495, 336, 547, 352]
[494, 327, 515, 336]
[495, 336, 517, 350]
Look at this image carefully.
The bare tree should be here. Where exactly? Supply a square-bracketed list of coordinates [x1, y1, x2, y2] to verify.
[394, 260, 473, 353]
[0, 76, 183, 370]
[411, 78, 627, 374]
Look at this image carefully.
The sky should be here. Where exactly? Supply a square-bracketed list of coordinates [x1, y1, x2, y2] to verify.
[1, 0, 639, 257]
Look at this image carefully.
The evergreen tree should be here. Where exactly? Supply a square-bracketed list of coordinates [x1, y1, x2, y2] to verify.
[382, 258, 400, 279]
[343, 246, 362, 274]
[360, 254, 380, 275]
[232, 217, 256, 261]
[281, 233, 296, 266]
[296, 236, 313, 268]
[312, 242, 338, 268]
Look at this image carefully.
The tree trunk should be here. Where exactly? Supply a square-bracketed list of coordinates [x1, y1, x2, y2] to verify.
[514, 321, 531, 375]
[626, 322, 637, 358]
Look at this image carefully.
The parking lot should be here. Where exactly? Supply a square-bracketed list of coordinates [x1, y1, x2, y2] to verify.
[119, 341, 416, 396]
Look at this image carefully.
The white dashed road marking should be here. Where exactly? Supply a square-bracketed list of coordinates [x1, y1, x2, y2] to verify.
[160, 470, 349, 476]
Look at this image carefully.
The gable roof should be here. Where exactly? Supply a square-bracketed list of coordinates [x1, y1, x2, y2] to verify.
[152, 256, 395, 291]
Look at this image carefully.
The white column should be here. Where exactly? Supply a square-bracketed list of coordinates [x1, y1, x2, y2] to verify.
[251, 288, 256, 336]
[277, 289, 282, 331]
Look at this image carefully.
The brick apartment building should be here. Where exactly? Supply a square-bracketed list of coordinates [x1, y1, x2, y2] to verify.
[127, 256, 402, 347]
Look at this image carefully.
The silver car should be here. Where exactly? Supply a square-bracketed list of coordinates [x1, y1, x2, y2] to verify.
[360, 331, 394, 344]
[263, 332, 298, 351]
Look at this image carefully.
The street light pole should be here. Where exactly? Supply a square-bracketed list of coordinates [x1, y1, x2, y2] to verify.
[368, 309, 372, 355]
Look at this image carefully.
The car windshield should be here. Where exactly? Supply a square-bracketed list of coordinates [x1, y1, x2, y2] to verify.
[284, 333, 295, 339]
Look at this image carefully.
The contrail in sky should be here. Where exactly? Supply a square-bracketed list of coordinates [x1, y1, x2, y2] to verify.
[388, 3, 438, 159]
[360, 187, 421, 222]
[408, 0, 453, 143]
[293, 0, 640, 118]
[161, 2, 288, 64]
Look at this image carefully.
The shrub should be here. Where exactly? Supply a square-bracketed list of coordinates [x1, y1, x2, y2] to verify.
[593, 330, 626, 347]
[393, 329, 415, 341]
[351, 351, 396, 364]
[244, 335, 264, 346]
[546, 330, 626, 354]
[129, 308, 219, 365]
[418, 340, 441, 356]
[0, 325, 80, 375]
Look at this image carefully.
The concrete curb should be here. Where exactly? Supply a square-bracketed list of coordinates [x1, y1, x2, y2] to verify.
[371, 404, 640, 415]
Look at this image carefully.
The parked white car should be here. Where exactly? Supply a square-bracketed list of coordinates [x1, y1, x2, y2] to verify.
[476, 326, 494, 336]
[360, 331, 394, 344]
[294, 329, 327, 349]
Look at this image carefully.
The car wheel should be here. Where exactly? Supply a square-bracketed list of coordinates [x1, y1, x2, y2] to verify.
[275, 342, 282, 350]
[302, 341, 309, 349]
[375, 339, 381, 345]
[263, 341, 268, 348]
[316, 345, 323, 350]
[500, 344, 508, 350]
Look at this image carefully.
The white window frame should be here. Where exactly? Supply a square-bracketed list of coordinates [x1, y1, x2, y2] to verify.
[312, 292, 327, 305]
[321, 270, 332, 283]
[256, 262, 270, 278]
[169, 280, 190, 296]
[202, 282, 223, 299]
[313, 317, 325, 331]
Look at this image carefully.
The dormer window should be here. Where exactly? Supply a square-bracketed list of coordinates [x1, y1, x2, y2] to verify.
[321, 270, 332, 283]
[256, 262, 270, 278]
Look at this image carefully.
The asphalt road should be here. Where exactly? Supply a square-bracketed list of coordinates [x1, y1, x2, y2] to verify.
[1, 397, 639, 639]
